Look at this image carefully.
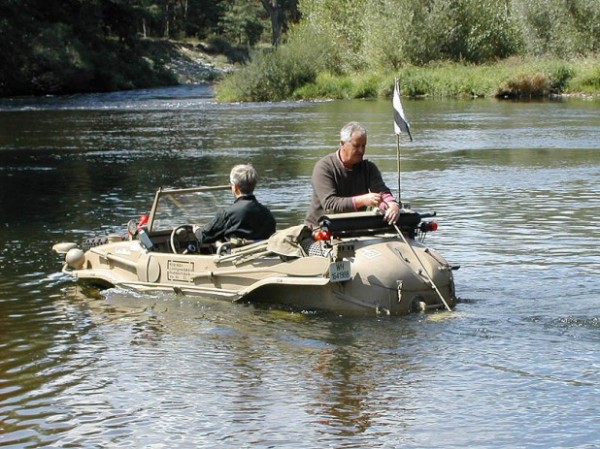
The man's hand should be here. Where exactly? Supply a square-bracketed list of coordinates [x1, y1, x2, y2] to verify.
[383, 201, 400, 225]
[357, 192, 383, 208]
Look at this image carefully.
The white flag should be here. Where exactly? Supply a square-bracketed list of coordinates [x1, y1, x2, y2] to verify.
[393, 78, 412, 141]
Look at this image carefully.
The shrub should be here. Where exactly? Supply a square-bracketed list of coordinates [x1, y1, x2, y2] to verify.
[294, 73, 353, 100]
[569, 60, 600, 93]
[216, 45, 317, 102]
[293, 72, 383, 100]
[496, 72, 552, 98]
[215, 21, 336, 102]
[548, 63, 575, 91]
[518, 0, 600, 57]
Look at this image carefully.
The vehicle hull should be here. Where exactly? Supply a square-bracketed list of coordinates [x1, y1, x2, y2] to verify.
[57, 232, 456, 315]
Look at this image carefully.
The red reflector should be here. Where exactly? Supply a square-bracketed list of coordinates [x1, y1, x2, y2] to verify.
[136, 214, 150, 233]
[420, 221, 438, 232]
[312, 229, 332, 241]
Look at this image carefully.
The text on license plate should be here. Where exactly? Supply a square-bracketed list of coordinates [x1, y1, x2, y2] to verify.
[329, 260, 351, 282]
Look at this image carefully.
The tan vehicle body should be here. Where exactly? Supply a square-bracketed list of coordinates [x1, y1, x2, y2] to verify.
[53, 186, 458, 315]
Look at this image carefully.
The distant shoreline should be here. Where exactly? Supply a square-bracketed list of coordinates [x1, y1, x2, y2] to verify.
[3, 41, 598, 101]
[215, 55, 600, 102]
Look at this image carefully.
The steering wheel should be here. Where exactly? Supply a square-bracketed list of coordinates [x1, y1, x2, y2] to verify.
[169, 224, 197, 254]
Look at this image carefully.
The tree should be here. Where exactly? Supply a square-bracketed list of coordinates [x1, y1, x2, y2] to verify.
[184, 0, 227, 38]
[220, 1, 265, 46]
[259, 0, 299, 46]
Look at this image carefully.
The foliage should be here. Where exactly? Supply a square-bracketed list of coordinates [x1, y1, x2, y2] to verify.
[298, 0, 527, 67]
[219, 1, 267, 46]
[29, 23, 95, 93]
[494, 59, 579, 97]
[0, 0, 301, 96]
[0, 15, 177, 96]
[216, 41, 318, 101]
[496, 73, 553, 98]
[2, 0, 599, 98]
[213, 0, 599, 101]
[293, 72, 383, 99]
[576, 68, 600, 92]
[517, 0, 600, 57]
[244, 57, 597, 101]
[447, 0, 525, 62]
[215, 20, 336, 101]
[0, 0, 173, 95]
[204, 36, 250, 64]
[554, 57, 600, 93]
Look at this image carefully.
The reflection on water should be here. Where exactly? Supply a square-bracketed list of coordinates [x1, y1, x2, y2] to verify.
[1, 87, 599, 448]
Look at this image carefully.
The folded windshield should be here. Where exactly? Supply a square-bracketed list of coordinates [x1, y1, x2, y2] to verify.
[150, 186, 232, 231]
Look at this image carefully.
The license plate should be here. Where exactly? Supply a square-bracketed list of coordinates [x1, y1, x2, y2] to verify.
[329, 260, 351, 282]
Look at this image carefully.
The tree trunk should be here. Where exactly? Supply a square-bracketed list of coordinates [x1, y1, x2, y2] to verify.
[164, 1, 170, 38]
[259, 0, 283, 46]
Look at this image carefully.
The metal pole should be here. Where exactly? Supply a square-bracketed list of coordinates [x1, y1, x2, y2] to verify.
[393, 223, 453, 312]
[396, 134, 401, 205]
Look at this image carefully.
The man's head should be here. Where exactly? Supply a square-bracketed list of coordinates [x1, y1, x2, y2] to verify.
[230, 164, 258, 195]
[339, 122, 367, 167]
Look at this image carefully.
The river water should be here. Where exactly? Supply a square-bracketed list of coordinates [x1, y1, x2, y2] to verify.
[1, 86, 599, 448]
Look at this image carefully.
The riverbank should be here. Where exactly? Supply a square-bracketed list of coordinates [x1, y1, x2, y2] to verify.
[164, 41, 235, 85]
[0, 38, 234, 98]
[2, 37, 597, 101]
[165, 45, 600, 101]
[214, 54, 600, 102]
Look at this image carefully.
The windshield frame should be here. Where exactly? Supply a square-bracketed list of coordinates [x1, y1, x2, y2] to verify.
[147, 185, 231, 232]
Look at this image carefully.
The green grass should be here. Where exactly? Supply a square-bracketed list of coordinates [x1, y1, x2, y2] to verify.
[216, 56, 600, 102]
[566, 58, 600, 94]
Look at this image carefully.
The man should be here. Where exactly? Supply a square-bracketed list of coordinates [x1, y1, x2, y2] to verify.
[305, 121, 401, 228]
[193, 164, 276, 244]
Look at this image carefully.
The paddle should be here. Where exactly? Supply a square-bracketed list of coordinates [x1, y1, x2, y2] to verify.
[192, 256, 330, 280]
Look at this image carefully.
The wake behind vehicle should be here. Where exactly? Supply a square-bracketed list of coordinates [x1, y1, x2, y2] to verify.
[53, 185, 458, 315]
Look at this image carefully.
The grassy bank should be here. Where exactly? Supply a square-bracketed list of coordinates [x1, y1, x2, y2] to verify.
[216, 56, 600, 102]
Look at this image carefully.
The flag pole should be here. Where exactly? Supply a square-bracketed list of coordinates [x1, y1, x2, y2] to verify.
[392, 77, 412, 205]
[396, 134, 401, 205]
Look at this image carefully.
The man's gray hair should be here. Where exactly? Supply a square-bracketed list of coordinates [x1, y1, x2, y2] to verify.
[230, 164, 258, 194]
[340, 121, 367, 143]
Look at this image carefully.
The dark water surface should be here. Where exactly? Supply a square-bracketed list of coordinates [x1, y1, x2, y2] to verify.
[1, 86, 599, 448]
